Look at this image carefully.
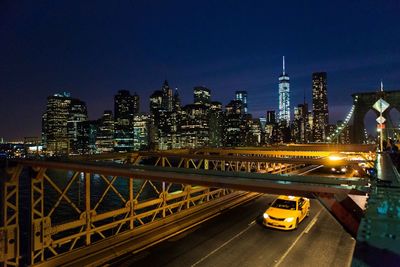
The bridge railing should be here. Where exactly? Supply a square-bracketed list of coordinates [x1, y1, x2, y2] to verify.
[0, 145, 376, 266]
[1, 161, 237, 266]
[0, 165, 20, 267]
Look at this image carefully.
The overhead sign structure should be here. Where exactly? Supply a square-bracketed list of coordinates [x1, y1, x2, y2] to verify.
[373, 98, 389, 113]
[373, 97, 389, 152]
[376, 116, 386, 124]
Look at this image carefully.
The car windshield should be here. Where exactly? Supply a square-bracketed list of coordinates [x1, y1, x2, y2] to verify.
[271, 199, 296, 210]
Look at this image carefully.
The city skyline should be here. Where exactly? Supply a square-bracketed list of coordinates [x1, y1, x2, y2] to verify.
[1, 1, 400, 140]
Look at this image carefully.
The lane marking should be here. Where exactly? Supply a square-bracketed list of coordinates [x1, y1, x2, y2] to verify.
[304, 216, 318, 234]
[273, 208, 323, 267]
[298, 165, 323, 175]
[191, 221, 255, 267]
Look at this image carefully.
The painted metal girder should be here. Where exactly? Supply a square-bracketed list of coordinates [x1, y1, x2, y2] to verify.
[12, 159, 369, 196]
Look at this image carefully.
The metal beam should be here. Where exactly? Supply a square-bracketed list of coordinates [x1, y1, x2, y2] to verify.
[11, 159, 369, 196]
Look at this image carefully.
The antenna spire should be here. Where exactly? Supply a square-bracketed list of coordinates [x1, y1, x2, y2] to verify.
[282, 56, 285, 75]
[380, 80, 384, 92]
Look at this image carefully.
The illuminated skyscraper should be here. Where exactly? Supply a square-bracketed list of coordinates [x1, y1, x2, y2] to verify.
[96, 110, 114, 153]
[149, 81, 182, 150]
[278, 56, 290, 125]
[293, 103, 312, 143]
[194, 86, 211, 106]
[209, 101, 224, 147]
[224, 100, 244, 147]
[67, 99, 88, 154]
[180, 103, 209, 148]
[42, 92, 87, 155]
[133, 113, 150, 151]
[266, 110, 276, 124]
[312, 72, 328, 142]
[161, 80, 173, 112]
[114, 90, 137, 152]
[235, 91, 248, 114]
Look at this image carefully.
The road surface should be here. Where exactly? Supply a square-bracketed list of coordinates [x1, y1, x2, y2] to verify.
[110, 195, 355, 267]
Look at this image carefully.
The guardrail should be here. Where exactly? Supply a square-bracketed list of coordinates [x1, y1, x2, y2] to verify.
[1, 161, 239, 266]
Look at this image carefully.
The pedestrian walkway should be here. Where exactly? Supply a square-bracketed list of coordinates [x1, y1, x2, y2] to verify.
[352, 153, 400, 266]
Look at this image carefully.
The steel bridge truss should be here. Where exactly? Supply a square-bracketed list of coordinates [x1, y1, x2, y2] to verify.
[1, 163, 241, 266]
[0, 145, 376, 266]
[0, 166, 21, 267]
[127, 152, 309, 175]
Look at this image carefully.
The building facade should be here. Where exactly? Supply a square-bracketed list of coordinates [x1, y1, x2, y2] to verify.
[194, 86, 211, 106]
[149, 81, 182, 150]
[224, 100, 244, 147]
[67, 99, 88, 154]
[209, 101, 224, 147]
[312, 72, 329, 142]
[133, 114, 150, 151]
[96, 110, 115, 153]
[42, 92, 87, 155]
[114, 90, 138, 152]
[278, 57, 290, 125]
[235, 91, 248, 114]
[293, 103, 312, 143]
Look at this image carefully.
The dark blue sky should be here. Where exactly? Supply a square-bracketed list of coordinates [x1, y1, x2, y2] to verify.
[1, 1, 400, 140]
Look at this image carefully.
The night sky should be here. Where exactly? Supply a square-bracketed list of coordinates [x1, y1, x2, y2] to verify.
[1, 1, 400, 140]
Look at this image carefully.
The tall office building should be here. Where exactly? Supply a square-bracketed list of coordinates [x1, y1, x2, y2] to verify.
[266, 110, 276, 124]
[133, 114, 150, 151]
[242, 116, 262, 146]
[149, 81, 182, 150]
[293, 103, 311, 143]
[278, 56, 290, 125]
[194, 86, 211, 106]
[173, 88, 181, 112]
[312, 72, 329, 142]
[209, 101, 224, 147]
[114, 90, 138, 121]
[224, 100, 244, 147]
[77, 120, 97, 154]
[235, 91, 248, 114]
[161, 80, 173, 112]
[180, 103, 209, 148]
[96, 110, 115, 153]
[67, 99, 88, 154]
[42, 92, 87, 155]
[264, 111, 276, 144]
[114, 90, 137, 152]
[132, 92, 140, 114]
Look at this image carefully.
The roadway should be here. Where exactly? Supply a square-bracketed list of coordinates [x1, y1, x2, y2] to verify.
[109, 195, 356, 267]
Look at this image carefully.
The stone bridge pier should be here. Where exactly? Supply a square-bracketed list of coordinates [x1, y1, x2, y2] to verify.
[351, 90, 400, 144]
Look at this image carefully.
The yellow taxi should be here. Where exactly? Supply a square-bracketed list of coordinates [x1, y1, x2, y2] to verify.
[263, 195, 310, 230]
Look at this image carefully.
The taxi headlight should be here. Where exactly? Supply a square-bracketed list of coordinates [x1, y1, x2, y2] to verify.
[284, 217, 294, 222]
[263, 213, 269, 219]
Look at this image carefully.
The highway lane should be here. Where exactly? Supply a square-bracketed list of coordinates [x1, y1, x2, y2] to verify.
[110, 195, 356, 267]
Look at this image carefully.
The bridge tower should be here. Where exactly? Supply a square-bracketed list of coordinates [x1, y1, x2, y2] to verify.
[351, 90, 400, 143]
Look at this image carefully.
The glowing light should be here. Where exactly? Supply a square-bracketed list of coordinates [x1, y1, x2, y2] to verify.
[284, 217, 295, 222]
[329, 154, 344, 161]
